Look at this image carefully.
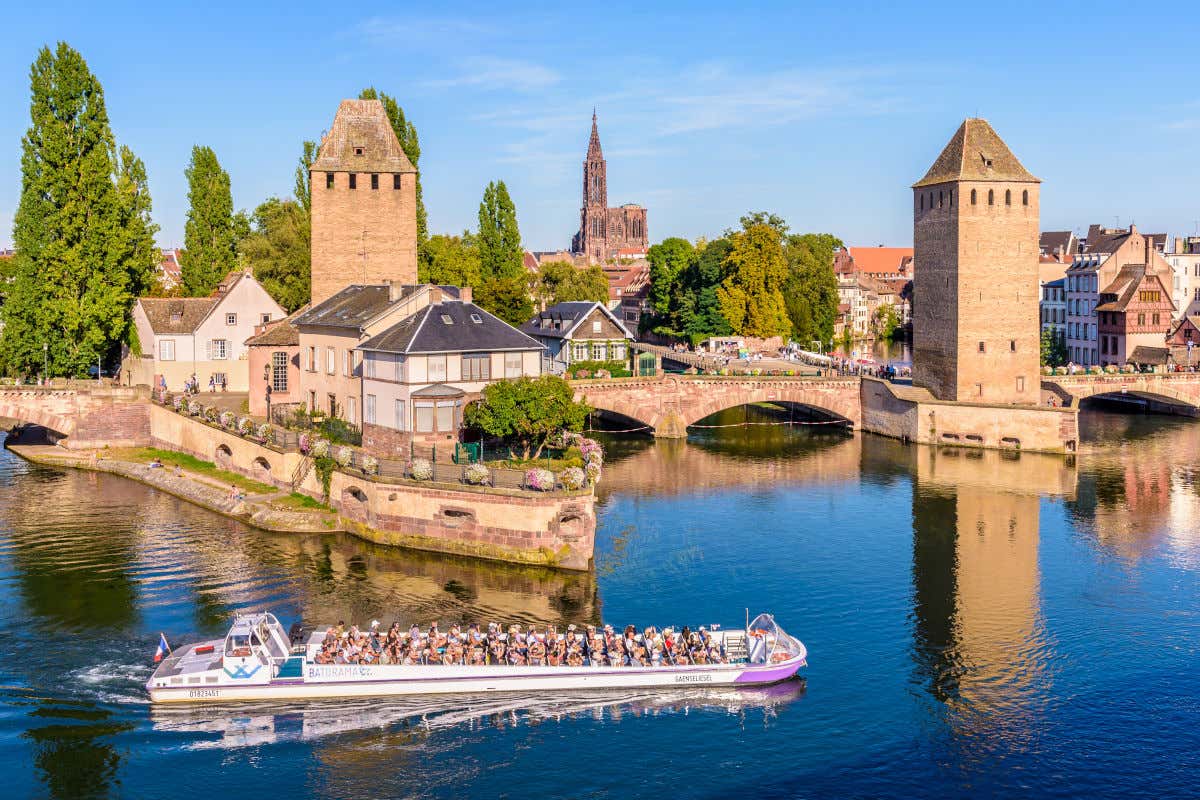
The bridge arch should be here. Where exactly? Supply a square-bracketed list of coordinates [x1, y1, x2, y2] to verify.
[0, 399, 76, 440]
[251, 455, 272, 478]
[1043, 376, 1200, 416]
[215, 443, 233, 463]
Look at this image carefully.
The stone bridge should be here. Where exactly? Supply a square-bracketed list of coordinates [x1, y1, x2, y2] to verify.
[1041, 373, 1200, 414]
[570, 375, 862, 437]
[0, 383, 151, 448]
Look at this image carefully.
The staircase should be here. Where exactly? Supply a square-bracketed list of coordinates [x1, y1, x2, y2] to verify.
[723, 632, 749, 663]
[290, 455, 313, 490]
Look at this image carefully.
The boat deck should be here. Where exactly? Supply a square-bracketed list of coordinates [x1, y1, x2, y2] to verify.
[152, 641, 223, 679]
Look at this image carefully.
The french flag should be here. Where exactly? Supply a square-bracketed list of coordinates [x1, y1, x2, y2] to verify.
[154, 633, 171, 664]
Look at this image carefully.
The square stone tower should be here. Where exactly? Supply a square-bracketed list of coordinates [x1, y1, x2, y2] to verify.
[310, 99, 418, 304]
[912, 119, 1041, 404]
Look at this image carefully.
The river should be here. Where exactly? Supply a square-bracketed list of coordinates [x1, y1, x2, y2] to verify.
[1, 407, 1198, 798]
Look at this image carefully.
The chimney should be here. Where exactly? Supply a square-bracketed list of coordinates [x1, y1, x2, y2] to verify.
[459, 285, 473, 303]
[428, 285, 443, 305]
[1146, 235, 1155, 271]
[1176, 237, 1184, 254]
[388, 280, 403, 302]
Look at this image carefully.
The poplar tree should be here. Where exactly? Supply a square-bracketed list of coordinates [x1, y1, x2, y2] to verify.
[180, 145, 236, 296]
[475, 180, 531, 325]
[1, 43, 158, 377]
[359, 88, 427, 260]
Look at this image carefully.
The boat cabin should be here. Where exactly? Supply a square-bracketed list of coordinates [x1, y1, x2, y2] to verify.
[222, 613, 296, 681]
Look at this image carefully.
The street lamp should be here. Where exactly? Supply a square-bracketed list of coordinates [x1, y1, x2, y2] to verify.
[262, 363, 273, 424]
[42, 342, 48, 382]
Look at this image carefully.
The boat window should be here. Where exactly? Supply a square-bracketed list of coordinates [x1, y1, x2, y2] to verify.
[225, 634, 253, 658]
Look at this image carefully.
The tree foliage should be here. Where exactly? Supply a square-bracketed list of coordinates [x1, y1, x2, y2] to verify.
[782, 232, 842, 347]
[359, 88, 427, 260]
[238, 198, 310, 311]
[872, 304, 901, 341]
[1, 43, 158, 377]
[464, 375, 591, 459]
[646, 237, 693, 315]
[1041, 327, 1068, 367]
[716, 223, 791, 338]
[474, 180, 529, 324]
[421, 233, 482, 287]
[534, 261, 609, 307]
[475, 276, 533, 327]
[180, 145, 236, 296]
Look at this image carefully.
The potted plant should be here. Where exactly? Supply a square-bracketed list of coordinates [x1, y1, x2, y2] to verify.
[410, 458, 433, 481]
[334, 446, 353, 467]
[361, 454, 379, 475]
[524, 468, 556, 492]
[464, 463, 490, 485]
[560, 466, 586, 491]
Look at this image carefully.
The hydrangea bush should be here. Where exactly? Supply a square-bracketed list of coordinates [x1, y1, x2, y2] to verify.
[298, 433, 311, 455]
[256, 423, 272, 441]
[188, 400, 203, 416]
[219, 411, 235, 428]
[173, 395, 184, 411]
[464, 463, 490, 485]
[311, 438, 330, 458]
[410, 458, 433, 481]
[237, 417, 254, 435]
[361, 454, 379, 475]
[525, 468, 556, 492]
[586, 461, 602, 484]
[335, 446, 353, 467]
[559, 466, 586, 491]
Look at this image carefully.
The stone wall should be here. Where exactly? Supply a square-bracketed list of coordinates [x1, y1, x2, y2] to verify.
[148, 405, 595, 570]
[0, 386, 151, 449]
[362, 422, 412, 459]
[861, 378, 1078, 454]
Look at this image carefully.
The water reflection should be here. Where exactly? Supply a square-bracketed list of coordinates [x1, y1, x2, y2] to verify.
[151, 681, 807, 751]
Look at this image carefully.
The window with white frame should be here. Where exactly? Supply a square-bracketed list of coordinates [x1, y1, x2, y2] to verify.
[504, 352, 522, 378]
[593, 342, 608, 361]
[364, 354, 375, 379]
[428, 355, 447, 382]
[612, 342, 626, 360]
[395, 399, 407, 430]
[365, 394, 376, 424]
[159, 339, 175, 361]
[572, 343, 589, 361]
[210, 339, 228, 359]
[347, 396, 357, 425]
[462, 352, 490, 381]
[261, 313, 271, 324]
[326, 347, 335, 375]
[225, 313, 237, 325]
[343, 349, 351, 377]
[394, 356, 404, 383]
[308, 346, 316, 371]
[435, 401, 455, 433]
[592, 320, 602, 333]
[414, 401, 435, 432]
[272, 351, 288, 392]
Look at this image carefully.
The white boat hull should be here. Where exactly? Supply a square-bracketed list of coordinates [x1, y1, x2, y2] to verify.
[148, 657, 806, 704]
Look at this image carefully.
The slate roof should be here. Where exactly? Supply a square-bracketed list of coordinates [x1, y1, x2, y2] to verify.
[1128, 346, 1170, 365]
[358, 302, 543, 355]
[914, 118, 1039, 188]
[139, 297, 219, 334]
[519, 301, 634, 341]
[245, 309, 305, 347]
[1040, 231, 1077, 256]
[311, 99, 417, 175]
[1095, 264, 1148, 312]
[292, 285, 393, 329]
[1044, 277, 1065, 289]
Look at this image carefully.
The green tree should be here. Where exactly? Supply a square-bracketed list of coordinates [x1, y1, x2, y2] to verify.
[464, 375, 591, 459]
[1, 43, 158, 377]
[735, 211, 790, 237]
[478, 180, 524, 281]
[180, 145, 236, 296]
[717, 223, 791, 338]
[359, 88, 427, 260]
[238, 198, 310, 311]
[782, 232, 842, 347]
[421, 233, 482, 287]
[534, 261, 609, 307]
[1041, 327, 1068, 367]
[475, 276, 533, 327]
[294, 139, 316, 216]
[872, 304, 901, 341]
[646, 237, 694, 315]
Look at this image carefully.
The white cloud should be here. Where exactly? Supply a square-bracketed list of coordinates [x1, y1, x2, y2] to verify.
[425, 58, 561, 93]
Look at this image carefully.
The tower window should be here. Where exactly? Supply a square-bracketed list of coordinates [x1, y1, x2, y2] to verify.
[354, 147, 364, 156]
[978, 341, 986, 353]
[919, 195, 924, 211]
[971, 189, 977, 205]
[949, 190, 953, 206]
[370, 174, 379, 190]
[938, 191, 943, 208]
[1010, 340, 1016, 352]
[326, 172, 334, 189]
[1005, 189, 1012, 206]
[988, 189, 994, 205]
[1022, 190, 1029, 206]
[349, 174, 357, 190]
[393, 174, 401, 190]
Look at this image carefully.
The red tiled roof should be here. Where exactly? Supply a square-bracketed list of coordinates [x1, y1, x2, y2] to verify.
[847, 247, 914, 275]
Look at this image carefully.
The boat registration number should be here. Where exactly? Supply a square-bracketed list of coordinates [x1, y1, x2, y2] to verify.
[187, 688, 221, 698]
[674, 674, 713, 683]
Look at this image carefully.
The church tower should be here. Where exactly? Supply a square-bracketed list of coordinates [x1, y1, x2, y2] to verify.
[575, 112, 608, 263]
[309, 99, 418, 305]
[912, 119, 1041, 404]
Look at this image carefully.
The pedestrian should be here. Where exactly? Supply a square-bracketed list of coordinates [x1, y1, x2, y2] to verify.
[221, 374, 227, 392]
[208, 375, 216, 393]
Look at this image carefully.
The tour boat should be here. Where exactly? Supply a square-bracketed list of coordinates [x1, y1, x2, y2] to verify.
[146, 612, 807, 704]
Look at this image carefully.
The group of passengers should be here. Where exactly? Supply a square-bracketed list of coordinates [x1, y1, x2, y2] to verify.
[312, 620, 730, 668]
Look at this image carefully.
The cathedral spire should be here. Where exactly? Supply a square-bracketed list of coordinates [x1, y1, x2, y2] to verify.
[587, 110, 603, 160]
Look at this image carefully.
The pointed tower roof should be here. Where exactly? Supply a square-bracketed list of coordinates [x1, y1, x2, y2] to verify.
[913, 118, 1038, 187]
[587, 110, 603, 161]
[312, 99, 416, 174]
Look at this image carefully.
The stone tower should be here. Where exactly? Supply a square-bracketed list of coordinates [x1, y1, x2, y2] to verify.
[912, 119, 1041, 404]
[571, 112, 648, 263]
[309, 99, 418, 305]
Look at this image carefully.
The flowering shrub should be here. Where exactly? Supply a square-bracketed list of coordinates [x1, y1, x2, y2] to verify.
[464, 463, 490, 485]
[256, 423, 272, 441]
[204, 406, 219, 422]
[311, 438, 330, 458]
[188, 400, 203, 416]
[237, 417, 254, 435]
[335, 446, 353, 467]
[173, 395, 184, 411]
[410, 458, 433, 481]
[594, 369, 611, 379]
[1088, 365, 1103, 375]
[586, 461, 602, 484]
[579, 438, 603, 464]
[361, 454, 379, 474]
[298, 433, 311, 455]
[1042, 366, 1054, 376]
[560, 466, 586, 491]
[219, 411, 235, 428]
[525, 468, 556, 492]
[574, 369, 591, 379]
[1103, 365, 1118, 374]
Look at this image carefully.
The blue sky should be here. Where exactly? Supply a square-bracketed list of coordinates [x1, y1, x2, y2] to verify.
[2, 1, 1199, 252]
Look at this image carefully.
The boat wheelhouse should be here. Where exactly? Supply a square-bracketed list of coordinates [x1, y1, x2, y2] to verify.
[147, 611, 806, 703]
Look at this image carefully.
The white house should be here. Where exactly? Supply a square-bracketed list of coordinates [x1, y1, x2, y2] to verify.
[126, 271, 286, 392]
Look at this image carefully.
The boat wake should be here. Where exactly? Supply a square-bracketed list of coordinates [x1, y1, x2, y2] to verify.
[151, 679, 807, 750]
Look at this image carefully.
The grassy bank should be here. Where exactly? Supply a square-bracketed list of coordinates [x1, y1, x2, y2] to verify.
[108, 447, 276, 494]
[270, 492, 331, 512]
